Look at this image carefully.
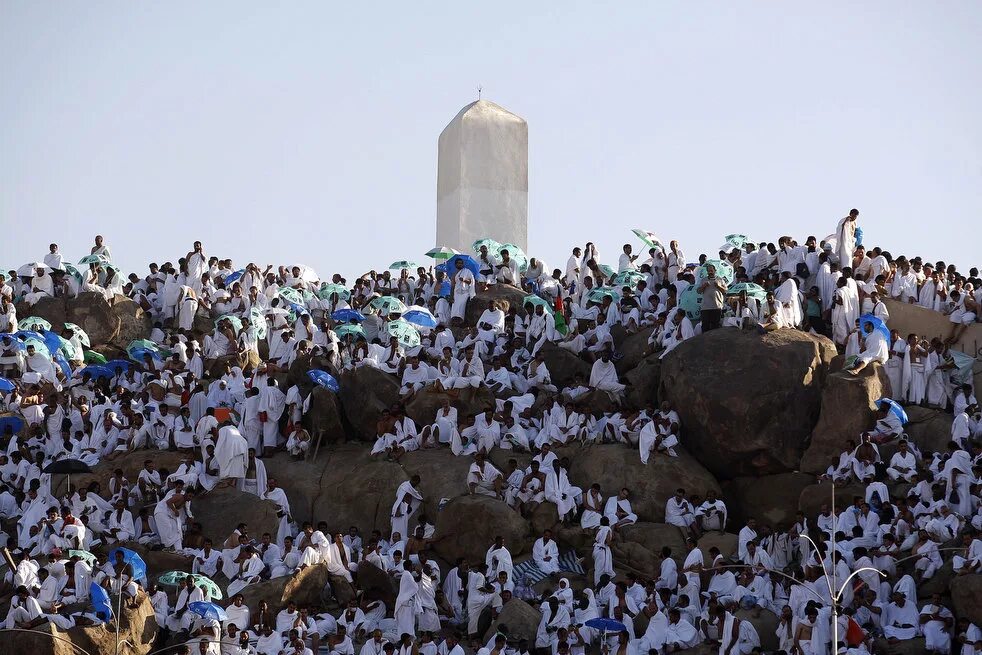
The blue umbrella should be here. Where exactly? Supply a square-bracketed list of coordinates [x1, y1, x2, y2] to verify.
[859, 314, 890, 340]
[224, 269, 245, 285]
[107, 547, 147, 581]
[77, 364, 114, 379]
[130, 347, 163, 362]
[52, 352, 72, 379]
[89, 581, 114, 620]
[0, 377, 14, 393]
[12, 329, 45, 342]
[442, 254, 480, 278]
[585, 617, 628, 633]
[307, 369, 340, 392]
[39, 330, 68, 357]
[331, 308, 365, 323]
[188, 601, 228, 622]
[403, 308, 438, 329]
[104, 359, 132, 373]
[0, 416, 24, 434]
[877, 398, 908, 425]
[438, 281, 451, 297]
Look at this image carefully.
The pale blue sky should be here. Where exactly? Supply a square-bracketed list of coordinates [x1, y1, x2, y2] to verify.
[2, 2, 980, 282]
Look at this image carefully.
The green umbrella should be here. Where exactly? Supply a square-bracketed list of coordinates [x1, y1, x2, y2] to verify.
[335, 324, 366, 339]
[84, 350, 107, 364]
[368, 296, 407, 316]
[77, 254, 107, 266]
[386, 319, 421, 348]
[612, 270, 646, 288]
[632, 229, 664, 250]
[127, 339, 159, 352]
[65, 322, 90, 347]
[472, 238, 501, 253]
[389, 260, 418, 270]
[215, 314, 243, 332]
[18, 316, 52, 331]
[723, 233, 748, 249]
[425, 246, 459, 261]
[317, 283, 351, 301]
[522, 295, 551, 310]
[69, 550, 97, 565]
[158, 571, 223, 600]
[726, 282, 767, 301]
[586, 287, 620, 303]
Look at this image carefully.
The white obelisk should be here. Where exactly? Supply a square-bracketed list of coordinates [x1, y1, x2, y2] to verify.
[437, 99, 528, 253]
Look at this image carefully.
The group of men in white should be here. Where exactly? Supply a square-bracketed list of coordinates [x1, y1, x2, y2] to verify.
[1, 217, 980, 655]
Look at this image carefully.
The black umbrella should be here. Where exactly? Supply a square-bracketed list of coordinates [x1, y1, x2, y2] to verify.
[43, 458, 92, 491]
[43, 459, 92, 475]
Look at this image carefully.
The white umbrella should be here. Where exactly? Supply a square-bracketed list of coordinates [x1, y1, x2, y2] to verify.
[17, 262, 50, 277]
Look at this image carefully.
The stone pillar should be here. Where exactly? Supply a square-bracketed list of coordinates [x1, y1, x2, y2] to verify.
[437, 99, 528, 252]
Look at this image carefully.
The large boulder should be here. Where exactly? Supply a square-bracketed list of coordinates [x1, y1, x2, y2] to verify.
[304, 387, 346, 445]
[356, 560, 398, 607]
[539, 342, 592, 388]
[565, 444, 720, 522]
[338, 366, 400, 441]
[614, 327, 656, 375]
[59, 449, 185, 498]
[722, 472, 816, 529]
[66, 292, 123, 347]
[698, 532, 739, 559]
[432, 495, 531, 564]
[400, 448, 474, 519]
[465, 285, 528, 327]
[193, 485, 282, 544]
[610, 540, 660, 577]
[904, 405, 954, 455]
[624, 355, 660, 410]
[800, 365, 889, 474]
[241, 562, 331, 612]
[484, 598, 541, 644]
[797, 482, 867, 522]
[111, 296, 153, 346]
[620, 523, 687, 560]
[660, 328, 836, 478]
[264, 446, 407, 535]
[951, 574, 982, 624]
[405, 387, 496, 426]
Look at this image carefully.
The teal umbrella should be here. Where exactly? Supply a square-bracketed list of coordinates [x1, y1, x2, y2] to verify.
[631, 229, 663, 250]
[586, 287, 620, 303]
[62, 263, 83, 282]
[679, 287, 702, 320]
[158, 571, 223, 600]
[522, 295, 551, 310]
[425, 246, 459, 261]
[472, 238, 501, 253]
[949, 350, 977, 385]
[64, 322, 90, 347]
[77, 254, 107, 266]
[722, 233, 748, 249]
[215, 315, 243, 331]
[368, 296, 407, 316]
[494, 243, 529, 272]
[335, 324, 365, 339]
[18, 316, 52, 331]
[21, 337, 50, 357]
[249, 306, 268, 339]
[726, 282, 767, 301]
[317, 283, 351, 301]
[612, 271, 646, 288]
[386, 319, 421, 348]
[597, 264, 616, 281]
[278, 287, 304, 305]
[69, 550, 97, 566]
[695, 259, 735, 287]
[389, 260, 418, 270]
